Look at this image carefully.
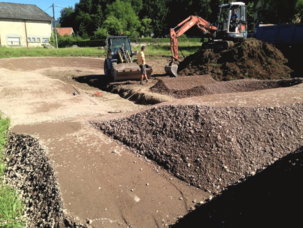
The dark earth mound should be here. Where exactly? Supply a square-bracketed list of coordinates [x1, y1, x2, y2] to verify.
[93, 103, 303, 195]
[150, 77, 303, 98]
[172, 148, 303, 228]
[178, 38, 293, 80]
[4, 133, 88, 228]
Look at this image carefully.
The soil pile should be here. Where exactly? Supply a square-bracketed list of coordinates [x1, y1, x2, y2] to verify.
[178, 38, 293, 80]
[93, 103, 303, 194]
[150, 77, 303, 98]
[4, 133, 89, 228]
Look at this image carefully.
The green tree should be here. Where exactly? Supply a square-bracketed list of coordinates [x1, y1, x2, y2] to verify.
[102, 15, 123, 35]
[75, 11, 93, 36]
[59, 7, 75, 28]
[140, 18, 153, 36]
[140, 0, 170, 37]
[246, 1, 256, 32]
[94, 28, 109, 39]
[94, 5, 103, 28]
[256, 0, 303, 24]
[104, 0, 141, 36]
[125, 0, 143, 14]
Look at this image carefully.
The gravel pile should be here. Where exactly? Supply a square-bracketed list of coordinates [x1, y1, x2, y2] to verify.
[4, 133, 89, 228]
[178, 38, 293, 80]
[93, 103, 303, 194]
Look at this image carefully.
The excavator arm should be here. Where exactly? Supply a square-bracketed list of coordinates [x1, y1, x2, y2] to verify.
[170, 16, 217, 61]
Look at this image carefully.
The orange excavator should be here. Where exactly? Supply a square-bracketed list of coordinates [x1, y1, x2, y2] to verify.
[169, 16, 217, 62]
[165, 2, 247, 77]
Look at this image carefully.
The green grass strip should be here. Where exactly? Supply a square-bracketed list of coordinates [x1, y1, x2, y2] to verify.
[0, 42, 201, 59]
[0, 115, 24, 228]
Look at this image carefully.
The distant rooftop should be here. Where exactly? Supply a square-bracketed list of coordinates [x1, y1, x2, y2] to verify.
[56, 27, 74, 36]
[0, 2, 53, 21]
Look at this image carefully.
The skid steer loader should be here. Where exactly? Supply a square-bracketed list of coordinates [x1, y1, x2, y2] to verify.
[104, 36, 153, 81]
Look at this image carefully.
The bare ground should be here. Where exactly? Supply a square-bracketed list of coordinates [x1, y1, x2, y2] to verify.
[0, 57, 205, 228]
[1, 57, 303, 227]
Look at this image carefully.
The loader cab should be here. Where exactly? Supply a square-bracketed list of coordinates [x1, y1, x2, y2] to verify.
[106, 36, 135, 63]
[217, 2, 247, 40]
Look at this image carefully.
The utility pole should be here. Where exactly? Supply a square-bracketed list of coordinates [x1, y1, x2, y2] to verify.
[52, 3, 58, 48]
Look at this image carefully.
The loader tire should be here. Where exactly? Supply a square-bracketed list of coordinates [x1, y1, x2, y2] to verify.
[104, 60, 111, 78]
[111, 62, 117, 82]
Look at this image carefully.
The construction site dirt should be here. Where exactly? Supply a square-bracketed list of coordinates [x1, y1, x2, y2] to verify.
[0, 53, 303, 228]
[178, 38, 293, 80]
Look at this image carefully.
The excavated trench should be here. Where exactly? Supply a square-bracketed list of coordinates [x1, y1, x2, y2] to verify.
[74, 74, 303, 104]
[73, 76, 165, 105]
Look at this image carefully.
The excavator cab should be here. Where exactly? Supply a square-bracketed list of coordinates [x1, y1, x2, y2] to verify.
[217, 2, 247, 40]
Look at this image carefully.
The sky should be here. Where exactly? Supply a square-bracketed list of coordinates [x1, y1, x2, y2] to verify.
[1, 0, 79, 19]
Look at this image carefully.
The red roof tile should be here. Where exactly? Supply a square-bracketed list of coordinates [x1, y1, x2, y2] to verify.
[56, 28, 74, 36]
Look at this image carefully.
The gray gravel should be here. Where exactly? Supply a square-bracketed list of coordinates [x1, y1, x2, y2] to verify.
[93, 103, 303, 194]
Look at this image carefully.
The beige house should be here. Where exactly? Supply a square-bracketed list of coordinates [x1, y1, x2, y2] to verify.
[0, 2, 53, 47]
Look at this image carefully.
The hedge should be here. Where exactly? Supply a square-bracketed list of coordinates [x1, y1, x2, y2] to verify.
[69, 37, 202, 47]
[71, 40, 105, 47]
[130, 38, 202, 43]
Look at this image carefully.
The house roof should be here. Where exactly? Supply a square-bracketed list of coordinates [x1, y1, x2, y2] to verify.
[0, 2, 53, 21]
[56, 28, 74, 36]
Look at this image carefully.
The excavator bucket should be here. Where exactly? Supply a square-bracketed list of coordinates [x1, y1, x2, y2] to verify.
[111, 63, 153, 82]
[165, 65, 178, 77]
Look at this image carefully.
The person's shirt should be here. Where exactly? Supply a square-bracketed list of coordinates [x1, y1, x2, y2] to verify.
[231, 13, 239, 22]
[137, 51, 146, 65]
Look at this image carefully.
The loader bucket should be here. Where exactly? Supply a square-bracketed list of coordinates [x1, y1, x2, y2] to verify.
[111, 63, 153, 82]
[165, 65, 178, 77]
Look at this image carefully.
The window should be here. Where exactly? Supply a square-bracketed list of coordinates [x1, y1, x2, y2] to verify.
[37, 37, 41, 43]
[7, 37, 20, 46]
[27, 37, 31, 43]
[43, 38, 49, 43]
[32, 37, 36, 42]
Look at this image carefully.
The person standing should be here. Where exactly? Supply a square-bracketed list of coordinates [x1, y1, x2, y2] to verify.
[137, 46, 148, 85]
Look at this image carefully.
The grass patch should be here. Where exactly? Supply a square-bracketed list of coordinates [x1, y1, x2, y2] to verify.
[0, 46, 105, 58]
[0, 115, 25, 228]
[137, 41, 201, 56]
[0, 41, 201, 59]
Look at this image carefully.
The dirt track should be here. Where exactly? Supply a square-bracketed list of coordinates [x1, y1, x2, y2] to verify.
[0, 57, 204, 227]
[1, 57, 303, 227]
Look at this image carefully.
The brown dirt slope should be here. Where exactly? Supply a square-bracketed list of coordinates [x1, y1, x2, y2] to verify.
[150, 77, 303, 99]
[93, 103, 303, 195]
[178, 38, 293, 80]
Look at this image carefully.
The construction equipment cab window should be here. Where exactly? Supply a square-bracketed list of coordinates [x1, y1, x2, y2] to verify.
[218, 4, 247, 34]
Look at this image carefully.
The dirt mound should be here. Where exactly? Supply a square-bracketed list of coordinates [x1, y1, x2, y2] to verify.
[150, 77, 303, 98]
[178, 38, 293, 80]
[4, 133, 89, 228]
[93, 103, 303, 194]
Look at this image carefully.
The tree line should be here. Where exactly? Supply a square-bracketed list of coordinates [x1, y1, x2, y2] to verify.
[59, 0, 303, 39]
